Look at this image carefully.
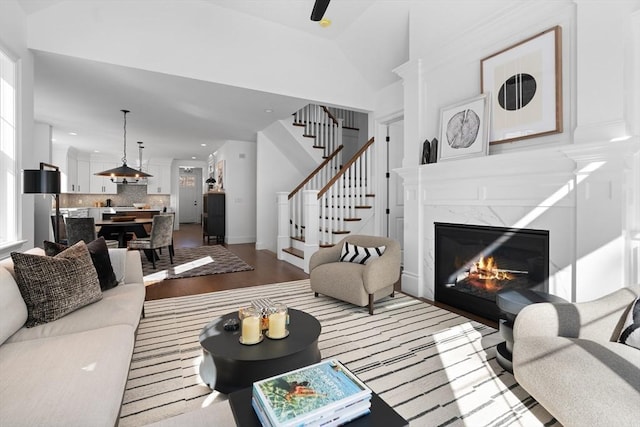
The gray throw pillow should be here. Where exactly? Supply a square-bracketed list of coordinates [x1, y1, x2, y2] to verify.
[44, 237, 118, 291]
[11, 242, 103, 327]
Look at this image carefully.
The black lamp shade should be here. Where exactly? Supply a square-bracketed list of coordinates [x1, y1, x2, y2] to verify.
[23, 169, 61, 194]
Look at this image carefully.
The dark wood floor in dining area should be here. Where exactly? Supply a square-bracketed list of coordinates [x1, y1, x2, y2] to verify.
[144, 223, 309, 301]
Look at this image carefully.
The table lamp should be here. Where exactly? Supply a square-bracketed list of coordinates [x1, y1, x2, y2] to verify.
[23, 162, 62, 243]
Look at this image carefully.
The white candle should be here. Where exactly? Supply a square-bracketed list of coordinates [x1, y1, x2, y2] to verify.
[269, 312, 287, 338]
[242, 316, 260, 343]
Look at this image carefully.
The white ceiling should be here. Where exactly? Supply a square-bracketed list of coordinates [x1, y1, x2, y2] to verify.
[21, 0, 411, 161]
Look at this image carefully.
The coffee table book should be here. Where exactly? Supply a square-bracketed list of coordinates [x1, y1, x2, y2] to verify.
[252, 359, 372, 427]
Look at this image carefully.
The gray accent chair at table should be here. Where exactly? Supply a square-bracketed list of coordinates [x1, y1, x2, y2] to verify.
[309, 235, 401, 315]
[65, 217, 119, 248]
[127, 214, 175, 269]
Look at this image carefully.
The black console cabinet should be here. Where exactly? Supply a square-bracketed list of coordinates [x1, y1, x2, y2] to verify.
[202, 192, 225, 244]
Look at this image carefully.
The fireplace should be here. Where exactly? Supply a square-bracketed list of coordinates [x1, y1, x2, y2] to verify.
[434, 222, 549, 322]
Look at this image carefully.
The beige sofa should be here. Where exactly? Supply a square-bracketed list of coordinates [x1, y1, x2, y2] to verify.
[0, 247, 146, 427]
[309, 235, 401, 314]
[513, 284, 640, 427]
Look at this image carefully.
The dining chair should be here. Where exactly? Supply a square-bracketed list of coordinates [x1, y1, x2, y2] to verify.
[66, 217, 119, 248]
[127, 214, 175, 269]
[50, 215, 68, 245]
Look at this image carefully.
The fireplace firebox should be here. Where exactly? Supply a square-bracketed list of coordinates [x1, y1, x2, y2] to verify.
[434, 222, 549, 322]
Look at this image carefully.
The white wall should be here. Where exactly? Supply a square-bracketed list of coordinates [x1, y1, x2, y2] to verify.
[216, 140, 257, 244]
[394, 0, 640, 302]
[256, 132, 305, 252]
[0, 0, 36, 257]
[33, 122, 53, 247]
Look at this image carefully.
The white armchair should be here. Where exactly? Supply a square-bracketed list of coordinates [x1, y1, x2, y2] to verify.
[309, 235, 401, 315]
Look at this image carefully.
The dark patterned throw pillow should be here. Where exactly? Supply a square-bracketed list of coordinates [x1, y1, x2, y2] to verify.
[339, 242, 386, 265]
[44, 237, 118, 291]
[11, 242, 103, 327]
[618, 297, 640, 350]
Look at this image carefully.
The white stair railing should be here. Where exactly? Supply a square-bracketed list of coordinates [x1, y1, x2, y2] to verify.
[313, 137, 375, 246]
[287, 145, 343, 241]
[293, 104, 343, 158]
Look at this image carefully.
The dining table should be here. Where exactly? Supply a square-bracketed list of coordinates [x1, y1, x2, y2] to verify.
[96, 218, 153, 248]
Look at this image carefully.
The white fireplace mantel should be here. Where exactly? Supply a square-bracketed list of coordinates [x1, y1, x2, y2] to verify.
[396, 139, 640, 303]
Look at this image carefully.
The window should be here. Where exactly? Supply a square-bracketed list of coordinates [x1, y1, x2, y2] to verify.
[0, 48, 17, 248]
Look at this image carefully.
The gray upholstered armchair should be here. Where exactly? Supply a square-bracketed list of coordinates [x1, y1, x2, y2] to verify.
[513, 285, 640, 426]
[309, 235, 401, 315]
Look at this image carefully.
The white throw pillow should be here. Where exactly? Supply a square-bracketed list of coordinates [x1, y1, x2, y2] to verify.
[618, 297, 640, 350]
[340, 242, 386, 265]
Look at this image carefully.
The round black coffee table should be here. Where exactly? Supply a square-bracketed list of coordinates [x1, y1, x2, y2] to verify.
[199, 308, 321, 393]
[495, 289, 567, 373]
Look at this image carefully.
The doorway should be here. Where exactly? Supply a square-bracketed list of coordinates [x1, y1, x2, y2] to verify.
[178, 167, 202, 223]
[385, 120, 405, 256]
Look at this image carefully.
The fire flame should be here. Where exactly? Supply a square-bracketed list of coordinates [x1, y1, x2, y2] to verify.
[466, 256, 514, 292]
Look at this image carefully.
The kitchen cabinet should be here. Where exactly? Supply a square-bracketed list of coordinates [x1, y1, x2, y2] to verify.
[202, 192, 225, 243]
[52, 145, 79, 193]
[146, 161, 172, 194]
[76, 159, 90, 193]
[90, 161, 118, 194]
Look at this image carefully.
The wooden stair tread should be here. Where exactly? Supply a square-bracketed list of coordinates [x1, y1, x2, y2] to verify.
[320, 217, 361, 221]
[282, 247, 303, 259]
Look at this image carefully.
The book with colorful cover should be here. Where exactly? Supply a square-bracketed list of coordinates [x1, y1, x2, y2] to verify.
[252, 396, 371, 427]
[252, 359, 371, 427]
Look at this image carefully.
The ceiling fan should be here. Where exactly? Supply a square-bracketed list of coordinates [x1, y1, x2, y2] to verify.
[310, 0, 331, 21]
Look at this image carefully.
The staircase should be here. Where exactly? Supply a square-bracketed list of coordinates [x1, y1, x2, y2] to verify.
[276, 104, 376, 272]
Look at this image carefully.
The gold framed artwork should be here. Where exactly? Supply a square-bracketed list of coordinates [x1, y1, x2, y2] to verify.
[437, 94, 491, 162]
[481, 26, 562, 144]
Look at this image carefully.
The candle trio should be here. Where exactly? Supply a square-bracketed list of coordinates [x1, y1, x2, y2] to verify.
[239, 300, 289, 345]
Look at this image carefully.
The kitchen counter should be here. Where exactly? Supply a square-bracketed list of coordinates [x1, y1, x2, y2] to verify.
[111, 207, 173, 212]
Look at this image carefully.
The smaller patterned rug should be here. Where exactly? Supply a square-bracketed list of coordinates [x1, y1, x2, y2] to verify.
[141, 245, 254, 284]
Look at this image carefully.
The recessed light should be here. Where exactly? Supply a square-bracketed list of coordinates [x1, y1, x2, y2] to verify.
[192, 156, 196, 159]
[319, 18, 331, 28]
[201, 143, 207, 147]
[94, 150, 100, 153]
[69, 132, 77, 136]
[264, 109, 273, 113]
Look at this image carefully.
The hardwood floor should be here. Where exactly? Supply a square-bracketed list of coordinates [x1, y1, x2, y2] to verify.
[144, 223, 308, 301]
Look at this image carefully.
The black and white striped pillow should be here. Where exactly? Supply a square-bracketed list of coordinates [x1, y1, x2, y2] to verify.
[618, 297, 639, 350]
[340, 242, 386, 265]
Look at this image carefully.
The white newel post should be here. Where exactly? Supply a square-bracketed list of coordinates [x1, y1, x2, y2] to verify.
[303, 190, 320, 273]
[276, 192, 289, 261]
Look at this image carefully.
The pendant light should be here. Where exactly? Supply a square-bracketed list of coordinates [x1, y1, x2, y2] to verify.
[137, 141, 145, 172]
[94, 109, 152, 184]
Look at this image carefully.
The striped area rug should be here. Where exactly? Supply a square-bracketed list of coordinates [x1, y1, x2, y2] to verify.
[120, 280, 558, 426]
